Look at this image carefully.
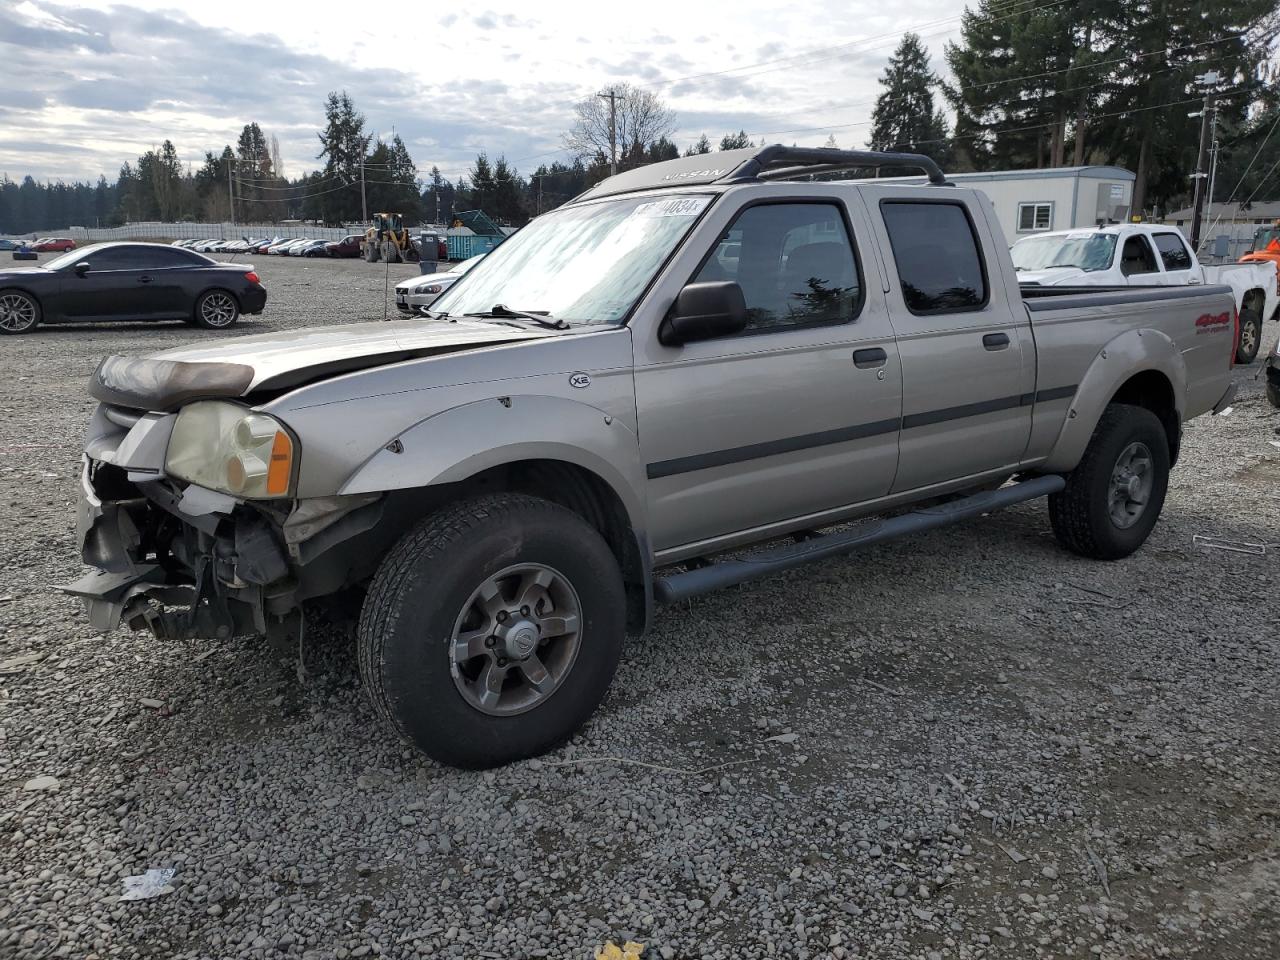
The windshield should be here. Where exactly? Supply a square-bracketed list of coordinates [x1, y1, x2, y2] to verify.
[431, 193, 712, 324]
[1011, 233, 1118, 273]
[1252, 227, 1280, 252]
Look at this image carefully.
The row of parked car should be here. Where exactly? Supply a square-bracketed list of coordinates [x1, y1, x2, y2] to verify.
[171, 235, 366, 258]
[0, 237, 76, 252]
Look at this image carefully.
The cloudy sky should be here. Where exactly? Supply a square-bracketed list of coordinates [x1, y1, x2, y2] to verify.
[0, 0, 969, 185]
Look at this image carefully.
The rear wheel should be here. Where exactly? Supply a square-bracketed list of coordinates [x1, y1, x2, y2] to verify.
[0, 290, 40, 334]
[192, 289, 240, 330]
[1235, 307, 1262, 364]
[365, 242, 379, 263]
[357, 494, 625, 769]
[1049, 403, 1170, 560]
[382, 241, 400, 264]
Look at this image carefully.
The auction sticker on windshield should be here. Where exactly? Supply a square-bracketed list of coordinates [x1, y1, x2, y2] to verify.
[633, 197, 711, 218]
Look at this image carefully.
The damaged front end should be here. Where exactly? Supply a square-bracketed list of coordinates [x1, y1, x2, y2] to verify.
[61, 401, 382, 641]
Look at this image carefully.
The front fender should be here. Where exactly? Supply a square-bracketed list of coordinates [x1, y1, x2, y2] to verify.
[338, 394, 648, 533]
[1040, 327, 1186, 473]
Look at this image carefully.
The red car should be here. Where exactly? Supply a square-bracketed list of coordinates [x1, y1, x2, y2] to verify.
[32, 237, 76, 252]
[325, 234, 364, 258]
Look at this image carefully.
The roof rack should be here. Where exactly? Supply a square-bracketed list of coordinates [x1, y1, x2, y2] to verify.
[571, 144, 951, 203]
[722, 145, 951, 186]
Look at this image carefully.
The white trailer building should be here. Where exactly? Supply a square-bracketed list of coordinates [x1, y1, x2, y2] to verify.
[886, 165, 1135, 243]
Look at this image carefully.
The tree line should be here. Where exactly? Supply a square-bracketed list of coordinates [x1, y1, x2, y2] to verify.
[2, 0, 1277, 234]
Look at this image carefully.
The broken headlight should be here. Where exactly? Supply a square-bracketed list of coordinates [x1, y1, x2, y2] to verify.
[165, 401, 296, 499]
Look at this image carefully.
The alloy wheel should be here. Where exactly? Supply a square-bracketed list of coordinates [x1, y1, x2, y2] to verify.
[448, 563, 583, 716]
[1107, 440, 1153, 529]
[200, 292, 237, 327]
[0, 293, 37, 332]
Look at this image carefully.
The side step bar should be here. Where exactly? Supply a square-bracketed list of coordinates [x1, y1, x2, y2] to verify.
[654, 474, 1066, 604]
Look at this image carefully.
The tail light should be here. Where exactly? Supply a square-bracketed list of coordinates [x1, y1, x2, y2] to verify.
[1230, 307, 1239, 367]
[244, 271, 261, 285]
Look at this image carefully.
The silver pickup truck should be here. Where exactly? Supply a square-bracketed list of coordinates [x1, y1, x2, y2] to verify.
[65, 147, 1237, 768]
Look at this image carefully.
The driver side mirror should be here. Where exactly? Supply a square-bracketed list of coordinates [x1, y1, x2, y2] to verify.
[659, 281, 747, 346]
[73, 262, 90, 277]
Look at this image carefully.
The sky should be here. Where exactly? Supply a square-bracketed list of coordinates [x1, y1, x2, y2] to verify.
[0, 0, 970, 185]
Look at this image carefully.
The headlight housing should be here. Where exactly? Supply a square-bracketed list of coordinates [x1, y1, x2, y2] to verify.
[165, 401, 296, 499]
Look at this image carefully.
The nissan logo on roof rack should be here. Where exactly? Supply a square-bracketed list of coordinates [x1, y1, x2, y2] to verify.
[662, 169, 725, 181]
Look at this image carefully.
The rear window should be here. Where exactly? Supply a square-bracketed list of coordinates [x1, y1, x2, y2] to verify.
[1152, 233, 1193, 271]
[881, 201, 988, 314]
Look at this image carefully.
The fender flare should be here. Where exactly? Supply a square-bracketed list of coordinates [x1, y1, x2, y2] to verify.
[1040, 327, 1186, 474]
[338, 394, 648, 536]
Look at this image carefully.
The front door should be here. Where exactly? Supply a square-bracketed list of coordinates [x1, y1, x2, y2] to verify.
[633, 198, 902, 555]
[866, 193, 1035, 493]
[1150, 230, 1198, 285]
[56, 247, 147, 321]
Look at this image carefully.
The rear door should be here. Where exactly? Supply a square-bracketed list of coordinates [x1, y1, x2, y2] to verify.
[633, 194, 902, 554]
[1150, 230, 1199, 285]
[865, 190, 1035, 492]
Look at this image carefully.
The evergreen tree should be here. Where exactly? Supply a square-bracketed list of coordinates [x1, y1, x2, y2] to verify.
[316, 91, 370, 224]
[869, 33, 952, 167]
[684, 134, 712, 156]
[719, 130, 753, 150]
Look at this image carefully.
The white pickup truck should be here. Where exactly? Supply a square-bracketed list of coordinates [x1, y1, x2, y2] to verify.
[1012, 223, 1276, 363]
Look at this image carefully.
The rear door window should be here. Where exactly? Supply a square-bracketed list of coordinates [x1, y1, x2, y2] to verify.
[880, 201, 988, 314]
[692, 202, 861, 332]
[1152, 232, 1193, 271]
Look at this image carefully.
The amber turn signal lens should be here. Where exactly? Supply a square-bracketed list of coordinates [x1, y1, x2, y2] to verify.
[266, 431, 293, 496]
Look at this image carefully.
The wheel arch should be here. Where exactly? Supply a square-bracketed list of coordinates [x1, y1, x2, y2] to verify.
[1040, 328, 1186, 473]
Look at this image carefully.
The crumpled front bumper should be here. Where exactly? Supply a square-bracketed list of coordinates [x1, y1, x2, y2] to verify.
[62, 402, 385, 640]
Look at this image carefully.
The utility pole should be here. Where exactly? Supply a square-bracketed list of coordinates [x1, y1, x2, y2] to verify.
[360, 160, 368, 223]
[1189, 70, 1221, 252]
[227, 157, 235, 226]
[597, 88, 619, 177]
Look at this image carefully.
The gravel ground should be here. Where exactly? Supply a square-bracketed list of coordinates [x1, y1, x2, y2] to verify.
[2, 252, 1278, 960]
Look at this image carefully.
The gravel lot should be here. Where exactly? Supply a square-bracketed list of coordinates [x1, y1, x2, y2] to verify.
[2, 251, 1278, 960]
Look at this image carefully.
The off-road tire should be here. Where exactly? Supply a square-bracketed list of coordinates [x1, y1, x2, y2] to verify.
[191, 289, 240, 330]
[357, 494, 625, 769]
[0, 289, 41, 334]
[382, 241, 400, 264]
[1266, 378, 1280, 410]
[365, 243, 379, 263]
[1049, 403, 1170, 561]
[1235, 307, 1263, 364]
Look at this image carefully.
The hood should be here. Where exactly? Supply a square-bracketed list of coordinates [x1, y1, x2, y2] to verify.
[0, 266, 49, 277]
[90, 318, 553, 411]
[1015, 266, 1086, 286]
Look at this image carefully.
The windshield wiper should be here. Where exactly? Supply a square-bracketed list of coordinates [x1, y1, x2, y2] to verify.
[464, 304, 568, 330]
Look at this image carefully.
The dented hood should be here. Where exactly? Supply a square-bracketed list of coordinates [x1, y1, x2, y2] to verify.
[91, 318, 551, 411]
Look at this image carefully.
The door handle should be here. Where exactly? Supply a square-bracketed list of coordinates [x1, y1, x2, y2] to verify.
[852, 347, 888, 368]
[138, 275, 154, 284]
[982, 332, 1010, 351]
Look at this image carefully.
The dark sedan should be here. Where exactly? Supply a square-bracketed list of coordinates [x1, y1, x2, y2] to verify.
[0, 242, 267, 334]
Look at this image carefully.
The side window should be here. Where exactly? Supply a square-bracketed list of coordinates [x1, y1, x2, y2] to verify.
[1152, 233, 1193, 271]
[83, 248, 141, 270]
[692, 203, 860, 332]
[147, 247, 205, 268]
[1120, 236, 1158, 276]
[881, 201, 988, 314]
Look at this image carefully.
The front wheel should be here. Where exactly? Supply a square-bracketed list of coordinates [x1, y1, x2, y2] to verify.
[192, 289, 240, 330]
[1235, 308, 1262, 364]
[357, 494, 625, 769]
[0, 290, 41, 334]
[1049, 403, 1170, 560]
